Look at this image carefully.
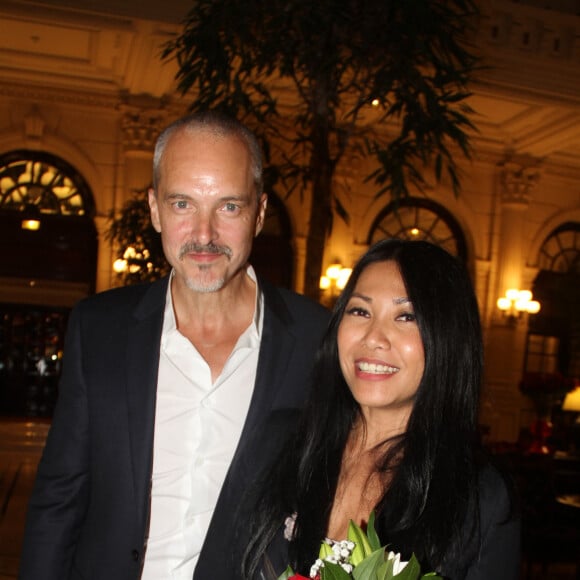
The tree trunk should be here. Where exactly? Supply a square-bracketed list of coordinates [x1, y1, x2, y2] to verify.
[302, 106, 334, 302]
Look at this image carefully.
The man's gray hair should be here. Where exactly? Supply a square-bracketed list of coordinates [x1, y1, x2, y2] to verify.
[152, 111, 264, 196]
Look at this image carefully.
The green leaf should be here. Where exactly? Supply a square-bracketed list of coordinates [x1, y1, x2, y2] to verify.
[377, 557, 394, 580]
[366, 511, 381, 552]
[348, 520, 373, 565]
[393, 553, 421, 580]
[319, 541, 334, 560]
[352, 548, 387, 580]
[277, 565, 296, 580]
[321, 561, 353, 580]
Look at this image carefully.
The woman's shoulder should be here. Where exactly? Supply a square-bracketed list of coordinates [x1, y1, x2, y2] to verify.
[477, 459, 520, 529]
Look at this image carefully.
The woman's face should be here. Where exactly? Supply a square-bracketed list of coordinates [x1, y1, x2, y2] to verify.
[337, 260, 425, 427]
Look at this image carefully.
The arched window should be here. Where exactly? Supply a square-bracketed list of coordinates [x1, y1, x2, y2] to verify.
[0, 151, 97, 286]
[0, 150, 94, 216]
[538, 222, 580, 273]
[527, 223, 580, 379]
[368, 197, 467, 261]
[0, 151, 98, 418]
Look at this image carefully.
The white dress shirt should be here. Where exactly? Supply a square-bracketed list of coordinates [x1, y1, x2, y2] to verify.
[141, 267, 263, 579]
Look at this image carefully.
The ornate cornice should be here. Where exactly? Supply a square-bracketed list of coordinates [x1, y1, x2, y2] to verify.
[0, 81, 121, 110]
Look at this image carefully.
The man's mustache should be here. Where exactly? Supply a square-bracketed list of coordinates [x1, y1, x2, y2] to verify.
[178, 242, 232, 260]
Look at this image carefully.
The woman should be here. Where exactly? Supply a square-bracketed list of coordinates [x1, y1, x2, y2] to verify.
[243, 239, 520, 580]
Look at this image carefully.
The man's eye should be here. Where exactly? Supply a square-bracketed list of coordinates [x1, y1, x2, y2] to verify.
[223, 202, 240, 212]
[173, 200, 189, 210]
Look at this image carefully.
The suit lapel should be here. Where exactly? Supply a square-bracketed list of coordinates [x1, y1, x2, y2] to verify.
[238, 280, 297, 451]
[125, 277, 168, 528]
[194, 281, 299, 579]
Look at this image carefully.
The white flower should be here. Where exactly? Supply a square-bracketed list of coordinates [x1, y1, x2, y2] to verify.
[310, 538, 356, 577]
[284, 513, 297, 541]
[309, 558, 324, 578]
[386, 550, 409, 575]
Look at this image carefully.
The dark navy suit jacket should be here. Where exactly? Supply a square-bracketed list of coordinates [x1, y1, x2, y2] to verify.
[20, 276, 330, 580]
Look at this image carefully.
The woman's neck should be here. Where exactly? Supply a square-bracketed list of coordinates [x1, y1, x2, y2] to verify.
[326, 427, 390, 540]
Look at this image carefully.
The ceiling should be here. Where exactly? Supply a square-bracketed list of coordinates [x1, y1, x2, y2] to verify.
[0, 0, 579, 171]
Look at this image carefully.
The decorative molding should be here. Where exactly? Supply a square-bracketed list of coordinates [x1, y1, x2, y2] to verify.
[120, 110, 164, 152]
[480, 0, 580, 62]
[23, 107, 45, 142]
[0, 81, 120, 110]
[498, 157, 541, 207]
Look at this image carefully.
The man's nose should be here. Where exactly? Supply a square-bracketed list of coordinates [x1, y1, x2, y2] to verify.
[190, 210, 216, 244]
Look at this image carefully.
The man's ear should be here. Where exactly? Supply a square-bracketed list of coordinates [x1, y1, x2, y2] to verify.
[148, 188, 161, 233]
[254, 193, 268, 237]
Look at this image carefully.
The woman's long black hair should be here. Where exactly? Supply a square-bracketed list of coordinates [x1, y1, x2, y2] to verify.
[243, 239, 484, 578]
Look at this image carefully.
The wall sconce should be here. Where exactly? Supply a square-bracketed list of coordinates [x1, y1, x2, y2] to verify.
[320, 262, 352, 305]
[497, 288, 540, 322]
[563, 385, 580, 413]
[21, 204, 42, 231]
[562, 383, 580, 454]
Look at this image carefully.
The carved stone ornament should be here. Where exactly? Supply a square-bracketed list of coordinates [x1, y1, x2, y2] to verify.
[498, 159, 541, 208]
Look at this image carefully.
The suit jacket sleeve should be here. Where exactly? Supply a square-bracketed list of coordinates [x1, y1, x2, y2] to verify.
[19, 280, 164, 580]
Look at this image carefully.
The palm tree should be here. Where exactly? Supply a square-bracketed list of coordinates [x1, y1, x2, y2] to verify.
[164, 0, 479, 299]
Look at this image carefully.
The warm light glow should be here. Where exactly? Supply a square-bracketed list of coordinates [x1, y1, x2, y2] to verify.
[371, 98, 380, 107]
[506, 288, 520, 301]
[21, 219, 41, 231]
[497, 288, 541, 319]
[336, 268, 352, 290]
[562, 387, 580, 412]
[123, 246, 137, 259]
[320, 262, 352, 296]
[409, 228, 420, 236]
[325, 263, 343, 280]
[113, 259, 128, 273]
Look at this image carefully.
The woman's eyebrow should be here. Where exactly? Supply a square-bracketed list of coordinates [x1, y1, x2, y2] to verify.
[393, 297, 411, 305]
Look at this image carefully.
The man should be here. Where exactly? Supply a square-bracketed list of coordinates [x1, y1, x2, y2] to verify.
[20, 112, 330, 579]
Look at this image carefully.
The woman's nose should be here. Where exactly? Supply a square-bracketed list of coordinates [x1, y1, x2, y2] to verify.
[363, 323, 390, 350]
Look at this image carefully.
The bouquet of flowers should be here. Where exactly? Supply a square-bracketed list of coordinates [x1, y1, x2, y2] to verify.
[278, 512, 441, 580]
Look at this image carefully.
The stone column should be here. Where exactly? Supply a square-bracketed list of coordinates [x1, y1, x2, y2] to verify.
[495, 159, 539, 299]
[99, 106, 166, 288]
[120, 108, 165, 201]
[483, 157, 541, 442]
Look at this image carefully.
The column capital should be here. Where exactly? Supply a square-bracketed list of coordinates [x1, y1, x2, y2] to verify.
[498, 157, 541, 208]
[120, 108, 165, 153]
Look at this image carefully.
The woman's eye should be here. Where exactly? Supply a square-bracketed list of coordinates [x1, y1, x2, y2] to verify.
[345, 306, 368, 317]
[397, 312, 416, 322]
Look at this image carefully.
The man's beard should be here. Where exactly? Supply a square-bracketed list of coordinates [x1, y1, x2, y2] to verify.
[178, 241, 232, 293]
